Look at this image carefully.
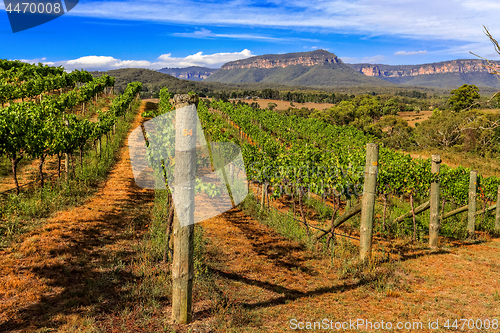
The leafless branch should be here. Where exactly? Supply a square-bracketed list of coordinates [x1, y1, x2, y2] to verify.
[484, 26, 500, 55]
[469, 26, 500, 90]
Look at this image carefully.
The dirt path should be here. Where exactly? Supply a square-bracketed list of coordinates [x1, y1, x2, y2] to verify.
[0, 104, 155, 332]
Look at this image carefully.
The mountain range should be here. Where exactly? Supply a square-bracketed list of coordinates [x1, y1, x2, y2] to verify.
[159, 50, 500, 89]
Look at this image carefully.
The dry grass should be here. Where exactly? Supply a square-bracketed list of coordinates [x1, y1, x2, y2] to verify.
[241, 98, 334, 111]
[399, 110, 433, 127]
[408, 149, 500, 178]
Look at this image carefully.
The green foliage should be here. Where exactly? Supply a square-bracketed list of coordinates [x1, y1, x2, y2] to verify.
[0, 59, 141, 195]
[448, 84, 480, 112]
[382, 98, 400, 115]
[141, 87, 172, 117]
[396, 90, 428, 99]
[267, 102, 277, 111]
[376, 116, 414, 150]
[415, 110, 463, 149]
[211, 98, 500, 218]
[0, 101, 138, 247]
[0, 63, 93, 105]
[415, 109, 500, 155]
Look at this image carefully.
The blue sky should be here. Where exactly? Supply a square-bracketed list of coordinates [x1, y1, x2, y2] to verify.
[1, 0, 500, 71]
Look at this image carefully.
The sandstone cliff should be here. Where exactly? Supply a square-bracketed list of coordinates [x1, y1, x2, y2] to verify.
[220, 49, 342, 70]
[158, 66, 217, 81]
[347, 59, 500, 78]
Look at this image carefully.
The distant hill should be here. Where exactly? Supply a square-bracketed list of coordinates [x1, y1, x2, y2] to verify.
[91, 68, 204, 94]
[205, 50, 392, 87]
[90, 68, 333, 96]
[158, 66, 217, 81]
[347, 59, 500, 88]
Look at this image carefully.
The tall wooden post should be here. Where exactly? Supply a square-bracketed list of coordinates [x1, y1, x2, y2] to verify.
[360, 143, 379, 262]
[495, 185, 500, 233]
[64, 119, 70, 180]
[65, 153, 69, 180]
[171, 94, 198, 324]
[260, 182, 266, 210]
[429, 155, 441, 248]
[468, 170, 478, 238]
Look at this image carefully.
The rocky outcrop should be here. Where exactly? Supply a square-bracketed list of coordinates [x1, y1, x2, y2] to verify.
[176, 71, 211, 80]
[220, 49, 342, 70]
[157, 66, 217, 81]
[347, 59, 500, 78]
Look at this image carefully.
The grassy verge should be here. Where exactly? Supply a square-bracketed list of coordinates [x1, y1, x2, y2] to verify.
[410, 148, 500, 178]
[240, 194, 312, 248]
[0, 97, 141, 249]
[238, 193, 415, 305]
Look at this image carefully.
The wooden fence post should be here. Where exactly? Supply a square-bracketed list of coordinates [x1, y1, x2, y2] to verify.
[360, 143, 379, 262]
[495, 185, 500, 233]
[429, 154, 441, 248]
[260, 182, 267, 210]
[171, 94, 198, 324]
[65, 153, 69, 180]
[468, 170, 478, 238]
[64, 118, 70, 180]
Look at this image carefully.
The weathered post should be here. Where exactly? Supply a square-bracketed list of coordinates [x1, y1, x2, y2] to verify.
[64, 118, 70, 180]
[429, 154, 441, 248]
[260, 182, 267, 210]
[171, 94, 198, 324]
[495, 185, 500, 233]
[360, 143, 379, 262]
[467, 170, 478, 238]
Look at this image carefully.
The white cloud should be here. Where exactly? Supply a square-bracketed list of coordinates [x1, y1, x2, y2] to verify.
[156, 49, 253, 68]
[27, 50, 254, 71]
[172, 28, 320, 43]
[173, 29, 283, 42]
[394, 50, 427, 55]
[17, 57, 47, 63]
[341, 55, 386, 64]
[66, 0, 500, 48]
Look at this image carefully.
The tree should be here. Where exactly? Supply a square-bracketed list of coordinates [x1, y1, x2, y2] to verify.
[376, 115, 414, 150]
[357, 96, 381, 120]
[448, 84, 480, 112]
[415, 110, 463, 148]
[267, 102, 277, 111]
[382, 98, 400, 115]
